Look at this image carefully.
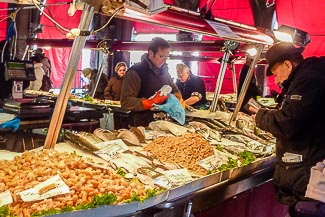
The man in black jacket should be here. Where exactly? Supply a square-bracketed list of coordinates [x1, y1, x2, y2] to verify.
[176, 63, 207, 109]
[253, 42, 325, 216]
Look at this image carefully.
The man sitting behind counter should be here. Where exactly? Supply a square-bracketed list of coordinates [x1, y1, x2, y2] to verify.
[176, 63, 207, 109]
[120, 37, 182, 127]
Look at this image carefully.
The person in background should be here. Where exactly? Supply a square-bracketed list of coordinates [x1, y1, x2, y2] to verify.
[82, 67, 108, 100]
[33, 48, 51, 78]
[176, 63, 207, 109]
[251, 42, 325, 217]
[120, 37, 182, 127]
[27, 55, 44, 91]
[237, 56, 261, 114]
[104, 62, 127, 101]
[33, 49, 52, 91]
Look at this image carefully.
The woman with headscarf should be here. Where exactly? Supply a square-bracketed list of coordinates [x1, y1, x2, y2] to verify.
[104, 62, 127, 101]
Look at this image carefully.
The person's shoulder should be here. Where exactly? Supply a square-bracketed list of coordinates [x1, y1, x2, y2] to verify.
[109, 76, 119, 82]
[191, 74, 204, 83]
[292, 58, 325, 86]
[299, 57, 325, 76]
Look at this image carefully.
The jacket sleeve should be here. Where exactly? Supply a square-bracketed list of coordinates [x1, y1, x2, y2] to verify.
[191, 78, 206, 99]
[33, 67, 44, 91]
[255, 72, 325, 140]
[104, 79, 113, 100]
[120, 70, 145, 111]
[172, 80, 181, 95]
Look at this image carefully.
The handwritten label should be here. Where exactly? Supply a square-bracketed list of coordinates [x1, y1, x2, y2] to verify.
[0, 190, 13, 206]
[205, 19, 240, 38]
[144, 130, 169, 140]
[163, 168, 193, 186]
[93, 139, 128, 161]
[198, 155, 222, 171]
[154, 175, 173, 189]
[18, 175, 70, 202]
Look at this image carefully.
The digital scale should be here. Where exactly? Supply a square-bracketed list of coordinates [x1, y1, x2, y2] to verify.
[4, 60, 35, 99]
[3, 98, 52, 119]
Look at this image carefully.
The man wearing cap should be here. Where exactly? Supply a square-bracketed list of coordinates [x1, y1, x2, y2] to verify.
[252, 42, 325, 216]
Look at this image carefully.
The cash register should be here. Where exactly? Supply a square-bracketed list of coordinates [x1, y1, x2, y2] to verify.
[3, 60, 53, 119]
[4, 60, 35, 99]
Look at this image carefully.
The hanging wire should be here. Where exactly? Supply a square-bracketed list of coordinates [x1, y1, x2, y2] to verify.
[92, 6, 124, 33]
[0, 15, 9, 23]
[1, 40, 8, 63]
[32, 0, 70, 33]
[8, 7, 21, 60]
[266, 0, 275, 8]
[42, 4, 70, 36]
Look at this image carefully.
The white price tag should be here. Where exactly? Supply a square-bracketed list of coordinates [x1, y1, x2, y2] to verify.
[0, 190, 13, 206]
[197, 155, 221, 171]
[163, 168, 193, 186]
[18, 175, 70, 202]
[144, 130, 168, 140]
[93, 139, 128, 161]
[205, 19, 240, 38]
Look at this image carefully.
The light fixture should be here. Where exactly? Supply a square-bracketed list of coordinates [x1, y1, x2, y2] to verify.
[246, 47, 257, 57]
[273, 25, 311, 47]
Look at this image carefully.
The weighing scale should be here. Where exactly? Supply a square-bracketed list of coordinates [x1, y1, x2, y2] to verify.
[4, 60, 35, 99]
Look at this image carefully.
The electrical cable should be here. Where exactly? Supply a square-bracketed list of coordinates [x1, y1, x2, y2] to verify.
[0, 16, 9, 23]
[32, 0, 70, 33]
[1, 40, 8, 63]
[92, 6, 124, 33]
[42, 4, 69, 36]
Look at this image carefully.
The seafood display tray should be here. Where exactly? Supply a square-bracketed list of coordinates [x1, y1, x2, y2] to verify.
[52, 202, 139, 217]
[230, 156, 276, 180]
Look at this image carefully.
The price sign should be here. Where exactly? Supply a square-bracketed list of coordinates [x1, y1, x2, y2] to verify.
[163, 168, 193, 186]
[0, 190, 13, 206]
[93, 139, 128, 161]
[198, 155, 222, 171]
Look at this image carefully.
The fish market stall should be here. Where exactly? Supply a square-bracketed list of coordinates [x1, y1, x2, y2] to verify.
[0, 105, 276, 216]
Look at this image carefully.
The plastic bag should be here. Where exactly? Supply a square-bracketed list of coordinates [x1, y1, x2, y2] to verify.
[0, 117, 21, 132]
[100, 113, 114, 130]
[154, 94, 185, 125]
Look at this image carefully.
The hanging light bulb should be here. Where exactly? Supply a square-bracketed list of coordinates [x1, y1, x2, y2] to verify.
[246, 47, 257, 57]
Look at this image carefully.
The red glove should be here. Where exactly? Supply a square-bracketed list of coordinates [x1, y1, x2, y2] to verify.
[142, 91, 169, 110]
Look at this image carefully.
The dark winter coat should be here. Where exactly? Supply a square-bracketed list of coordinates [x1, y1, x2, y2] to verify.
[104, 76, 123, 101]
[255, 57, 325, 205]
[89, 71, 108, 100]
[120, 54, 180, 126]
[176, 72, 207, 107]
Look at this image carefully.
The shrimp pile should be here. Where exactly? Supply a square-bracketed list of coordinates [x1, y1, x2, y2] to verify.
[0, 150, 147, 216]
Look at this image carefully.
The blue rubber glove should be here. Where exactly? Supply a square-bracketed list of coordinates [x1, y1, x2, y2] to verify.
[154, 94, 185, 125]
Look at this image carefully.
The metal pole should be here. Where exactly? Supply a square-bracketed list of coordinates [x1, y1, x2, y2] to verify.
[210, 51, 230, 112]
[231, 62, 237, 94]
[184, 201, 193, 217]
[44, 4, 94, 149]
[90, 57, 105, 98]
[229, 44, 264, 123]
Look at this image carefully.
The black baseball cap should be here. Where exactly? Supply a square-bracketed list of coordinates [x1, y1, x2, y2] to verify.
[266, 42, 305, 76]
